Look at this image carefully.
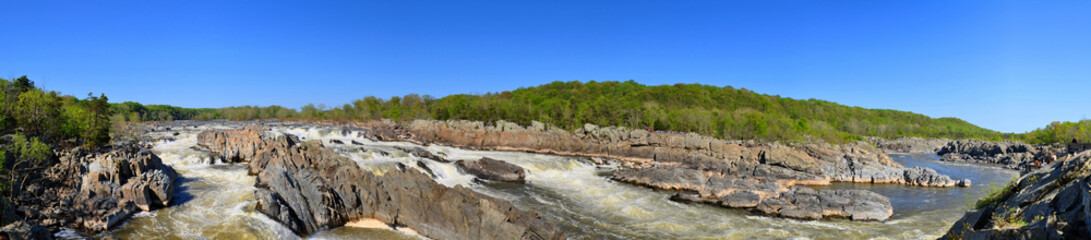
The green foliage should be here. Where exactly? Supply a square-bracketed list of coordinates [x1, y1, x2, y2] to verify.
[973, 177, 1018, 210]
[112, 80, 1017, 143]
[417, 81, 1006, 143]
[0, 149, 6, 193]
[109, 101, 219, 122]
[0, 76, 111, 148]
[1, 134, 52, 197]
[1023, 120, 1091, 144]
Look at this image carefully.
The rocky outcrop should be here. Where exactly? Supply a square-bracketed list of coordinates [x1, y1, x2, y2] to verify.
[72, 144, 178, 232]
[198, 126, 563, 240]
[942, 151, 1091, 239]
[937, 140, 1064, 169]
[869, 137, 951, 154]
[9, 143, 177, 235]
[456, 157, 526, 183]
[195, 126, 268, 163]
[757, 186, 892, 221]
[614, 167, 896, 220]
[342, 119, 968, 221]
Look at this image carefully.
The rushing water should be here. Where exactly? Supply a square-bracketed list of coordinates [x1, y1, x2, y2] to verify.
[107, 122, 1018, 240]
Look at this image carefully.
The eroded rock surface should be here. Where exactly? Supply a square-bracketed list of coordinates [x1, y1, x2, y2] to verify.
[456, 157, 526, 183]
[7, 143, 177, 235]
[942, 151, 1091, 239]
[198, 126, 563, 239]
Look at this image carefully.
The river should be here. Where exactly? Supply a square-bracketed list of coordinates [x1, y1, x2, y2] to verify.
[107, 122, 1018, 239]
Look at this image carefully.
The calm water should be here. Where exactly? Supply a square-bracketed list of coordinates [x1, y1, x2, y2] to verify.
[107, 123, 1018, 240]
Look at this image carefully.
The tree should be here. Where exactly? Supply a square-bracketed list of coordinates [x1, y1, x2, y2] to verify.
[12, 76, 33, 94]
[14, 89, 62, 138]
[3, 134, 51, 198]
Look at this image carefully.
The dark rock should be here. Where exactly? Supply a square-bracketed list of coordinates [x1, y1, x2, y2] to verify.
[329, 139, 344, 144]
[942, 151, 1091, 239]
[937, 139, 1065, 170]
[455, 157, 526, 183]
[397, 146, 447, 162]
[868, 137, 950, 154]
[902, 167, 956, 187]
[1, 220, 53, 240]
[957, 179, 973, 187]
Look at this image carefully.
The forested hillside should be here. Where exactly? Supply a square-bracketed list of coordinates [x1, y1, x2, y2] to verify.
[112, 80, 1013, 143]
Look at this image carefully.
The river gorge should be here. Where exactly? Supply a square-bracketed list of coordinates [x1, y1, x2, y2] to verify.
[98, 121, 1019, 239]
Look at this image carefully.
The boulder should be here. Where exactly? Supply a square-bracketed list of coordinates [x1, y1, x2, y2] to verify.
[456, 157, 526, 183]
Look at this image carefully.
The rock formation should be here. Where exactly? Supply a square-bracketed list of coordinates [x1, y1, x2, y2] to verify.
[340, 119, 969, 221]
[942, 151, 1091, 239]
[4, 143, 177, 235]
[456, 157, 527, 183]
[869, 137, 951, 154]
[937, 140, 1065, 169]
[197, 126, 564, 239]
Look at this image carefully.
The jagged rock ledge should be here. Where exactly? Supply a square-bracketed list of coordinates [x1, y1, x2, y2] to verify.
[339, 119, 970, 221]
[197, 126, 564, 239]
[4, 143, 178, 236]
[942, 151, 1091, 239]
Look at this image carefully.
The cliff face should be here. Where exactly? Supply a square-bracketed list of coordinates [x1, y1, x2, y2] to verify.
[942, 151, 1091, 240]
[197, 126, 564, 240]
[346, 119, 970, 221]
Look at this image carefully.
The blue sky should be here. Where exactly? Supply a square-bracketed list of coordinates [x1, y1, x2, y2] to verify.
[1, 1, 1088, 133]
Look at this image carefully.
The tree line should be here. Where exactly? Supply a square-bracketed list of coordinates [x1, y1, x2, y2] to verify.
[1023, 120, 1091, 145]
[111, 80, 1030, 144]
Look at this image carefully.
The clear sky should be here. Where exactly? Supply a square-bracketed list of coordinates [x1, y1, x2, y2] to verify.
[1, 1, 1088, 133]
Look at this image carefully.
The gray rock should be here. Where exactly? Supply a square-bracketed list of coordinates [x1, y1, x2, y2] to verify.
[456, 157, 526, 183]
[957, 179, 973, 187]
